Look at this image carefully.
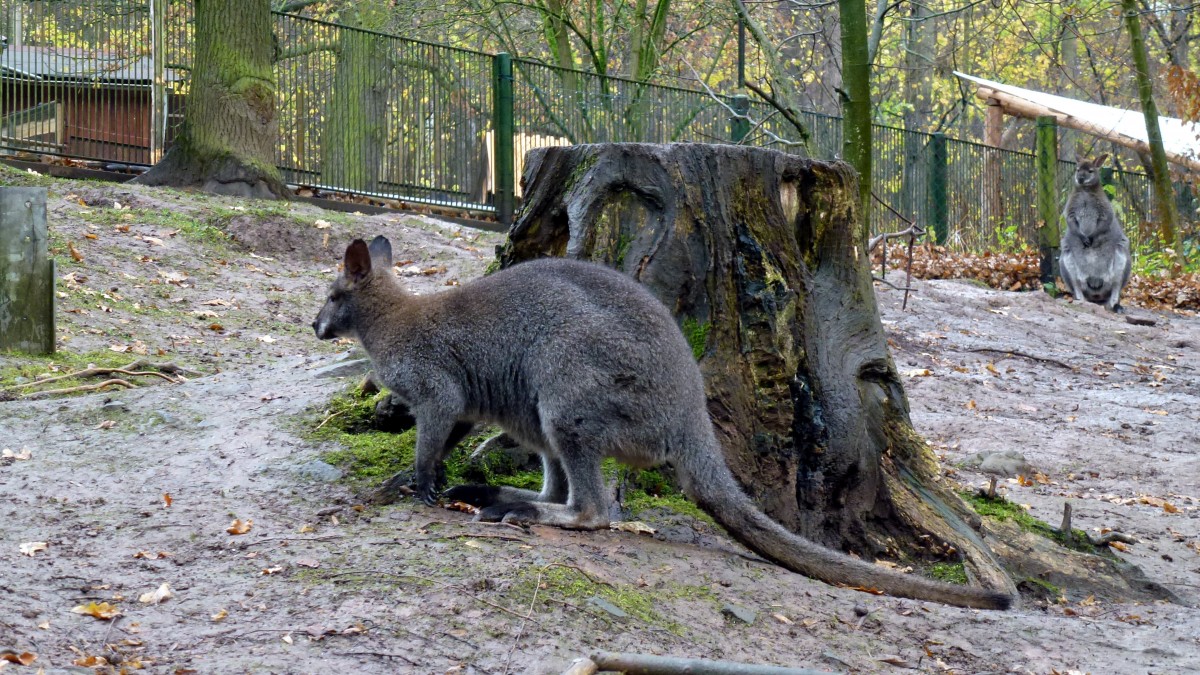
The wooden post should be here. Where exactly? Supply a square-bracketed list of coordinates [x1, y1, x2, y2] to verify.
[982, 100, 1005, 236]
[1036, 116, 1060, 288]
[0, 187, 54, 354]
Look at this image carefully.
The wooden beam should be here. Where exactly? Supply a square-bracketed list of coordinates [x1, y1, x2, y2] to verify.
[973, 85, 1200, 172]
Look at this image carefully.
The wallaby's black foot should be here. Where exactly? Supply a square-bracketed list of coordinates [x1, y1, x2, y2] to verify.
[1109, 303, 1124, 313]
[373, 471, 417, 505]
[443, 484, 503, 507]
[476, 501, 541, 525]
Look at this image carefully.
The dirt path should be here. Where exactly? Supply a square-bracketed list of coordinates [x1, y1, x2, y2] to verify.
[2, 176, 1198, 674]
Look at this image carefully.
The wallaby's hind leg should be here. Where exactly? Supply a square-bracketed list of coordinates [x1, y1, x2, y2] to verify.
[444, 453, 570, 507]
[376, 420, 473, 505]
[476, 433, 610, 529]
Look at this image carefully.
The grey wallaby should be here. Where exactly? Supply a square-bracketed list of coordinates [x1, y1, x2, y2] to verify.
[313, 236, 1012, 610]
[1059, 154, 1131, 311]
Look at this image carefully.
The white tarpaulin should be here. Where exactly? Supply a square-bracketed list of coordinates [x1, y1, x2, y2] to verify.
[955, 71, 1200, 167]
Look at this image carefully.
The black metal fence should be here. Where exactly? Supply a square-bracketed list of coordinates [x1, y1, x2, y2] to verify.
[0, 0, 1180, 256]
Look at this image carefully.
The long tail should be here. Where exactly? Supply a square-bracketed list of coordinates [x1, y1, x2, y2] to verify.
[678, 442, 1013, 610]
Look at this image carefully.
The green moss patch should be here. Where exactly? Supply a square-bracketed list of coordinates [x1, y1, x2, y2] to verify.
[681, 317, 710, 361]
[929, 562, 968, 585]
[961, 492, 1097, 554]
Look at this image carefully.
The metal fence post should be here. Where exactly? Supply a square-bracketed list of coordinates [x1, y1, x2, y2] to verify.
[730, 95, 750, 143]
[150, 0, 167, 164]
[1036, 116, 1059, 287]
[927, 132, 948, 244]
[0, 187, 54, 354]
[492, 53, 515, 227]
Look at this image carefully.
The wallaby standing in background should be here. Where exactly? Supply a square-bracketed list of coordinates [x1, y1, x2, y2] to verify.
[1059, 154, 1131, 311]
[313, 237, 1012, 610]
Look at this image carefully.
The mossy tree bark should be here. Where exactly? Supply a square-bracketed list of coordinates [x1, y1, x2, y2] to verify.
[136, 0, 288, 199]
[320, 6, 388, 193]
[499, 143, 1012, 592]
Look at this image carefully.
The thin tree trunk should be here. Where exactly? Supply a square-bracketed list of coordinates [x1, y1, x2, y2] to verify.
[1121, 0, 1183, 271]
[838, 0, 872, 234]
[321, 8, 387, 193]
[137, 0, 287, 199]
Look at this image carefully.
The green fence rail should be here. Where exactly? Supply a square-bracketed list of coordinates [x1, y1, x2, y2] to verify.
[0, 0, 1188, 256]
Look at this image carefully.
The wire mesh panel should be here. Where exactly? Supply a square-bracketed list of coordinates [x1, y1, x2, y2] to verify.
[511, 60, 742, 195]
[273, 14, 493, 209]
[0, 0, 174, 165]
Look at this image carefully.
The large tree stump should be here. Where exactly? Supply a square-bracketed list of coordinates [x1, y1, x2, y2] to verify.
[499, 143, 1013, 594]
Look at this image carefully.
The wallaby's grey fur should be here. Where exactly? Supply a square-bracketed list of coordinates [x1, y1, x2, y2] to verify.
[313, 237, 1012, 610]
[1060, 154, 1131, 311]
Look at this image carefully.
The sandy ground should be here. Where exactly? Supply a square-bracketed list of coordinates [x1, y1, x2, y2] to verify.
[1, 176, 1198, 674]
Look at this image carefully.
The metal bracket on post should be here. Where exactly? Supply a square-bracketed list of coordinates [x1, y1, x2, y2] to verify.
[492, 53, 515, 228]
[0, 187, 54, 354]
[1035, 116, 1060, 288]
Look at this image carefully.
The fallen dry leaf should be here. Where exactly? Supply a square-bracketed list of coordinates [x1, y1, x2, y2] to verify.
[132, 551, 171, 559]
[68, 241, 84, 262]
[138, 582, 173, 604]
[163, 493, 173, 508]
[0, 652, 37, 666]
[227, 519, 253, 535]
[1110, 541, 1131, 552]
[71, 601, 121, 620]
[256, 335, 277, 344]
[313, 219, 331, 229]
[1, 447, 32, 460]
[19, 542, 47, 556]
[73, 655, 109, 667]
[298, 523, 315, 533]
[901, 368, 932, 377]
[966, 399, 977, 410]
[610, 521, 657, 535]
[95, 420, 116, 430]
[211, 609, 228, 622]
[282, 633, 293, 645]
[200, 298, 233, 306]
[772, 613, 793, 624]
[262, 566, 283, 575]
[444, 501, 479, 514]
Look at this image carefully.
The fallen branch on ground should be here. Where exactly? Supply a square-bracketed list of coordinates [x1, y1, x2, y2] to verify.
[6, 360, 198, 399]
[1087, 531, 1138, 546]
[966, 348, 1076, 371]
[585, 651, 836, 674]
[21, 378, 135, 399]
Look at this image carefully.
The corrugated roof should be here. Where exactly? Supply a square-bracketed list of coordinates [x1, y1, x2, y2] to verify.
[956, 72, 1200, 164]
[0, 45, 180, 83]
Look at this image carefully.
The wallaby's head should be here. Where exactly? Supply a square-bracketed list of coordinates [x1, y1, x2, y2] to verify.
[1074, 154, 1108, 188]
[312, 236, 394, 341]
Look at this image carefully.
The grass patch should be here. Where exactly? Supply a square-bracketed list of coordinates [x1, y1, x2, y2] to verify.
[929, 562, 968, 585]
[961, 491, 1097, 553]
[521, 565, 715, 634]
[82, 207, 232, 249]
[310, 390, 715, 529]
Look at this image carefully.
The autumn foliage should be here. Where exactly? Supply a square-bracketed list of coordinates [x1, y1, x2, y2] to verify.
[874, 243, 1200, 311]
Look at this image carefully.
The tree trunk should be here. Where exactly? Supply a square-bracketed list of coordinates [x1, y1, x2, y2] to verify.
[321, 8, 387, 193]
[1121, 0, 1184, 272]
[838, 0, 872, 230]
[497, 143, 1011, 592]
[136, 0, 287, 199]
[900, 1, 933, 226]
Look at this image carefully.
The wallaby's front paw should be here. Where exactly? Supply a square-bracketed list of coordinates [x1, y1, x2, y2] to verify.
[443, 484, 502, 507]
[373, 471, 416, 505]
[477, 501, 540, 525]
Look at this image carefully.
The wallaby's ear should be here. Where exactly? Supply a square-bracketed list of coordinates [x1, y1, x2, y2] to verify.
[368, 235, 393, 269]
[1095, 153, 1109, 167]
[344, 239, 373, 283]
